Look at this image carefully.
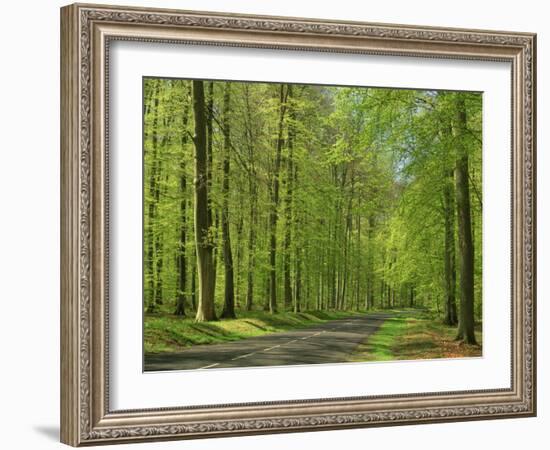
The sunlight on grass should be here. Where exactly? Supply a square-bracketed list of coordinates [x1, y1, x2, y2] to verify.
[349, 311, 482, 362]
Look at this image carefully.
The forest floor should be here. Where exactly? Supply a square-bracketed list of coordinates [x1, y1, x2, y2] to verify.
[144, 309, 371, 354]
[348, 311, 482, 362]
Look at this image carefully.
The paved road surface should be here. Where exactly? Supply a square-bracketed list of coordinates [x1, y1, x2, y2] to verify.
[144, 313, 391, 371]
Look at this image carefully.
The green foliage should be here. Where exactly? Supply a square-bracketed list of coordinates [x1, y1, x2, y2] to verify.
[143, 79, 482, 327]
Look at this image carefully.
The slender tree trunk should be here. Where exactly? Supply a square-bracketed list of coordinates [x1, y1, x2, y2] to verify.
[283, 89, 295, 310]
[206, 82, 215, 231]
[264, 271, 270, 311]
[443, 169, 458, 325]
[205, 82, 220, 302]
[191, 255, 196, 311]
[220, 84, 236, 319]
[268, 84, 289, 313]
[329, 218, 336, 309]
[154, 185, 164, 307]
[193, 80, 217, 322]
[355, 215, 361, 311]
[366, 215, 375, 310]
[454, 95, 477, 344]
[246, 181, 257, 311]
[175, 88, 191, 316]
[175, 173, 188, 316]
[341, 179, 353, 310]
[244, 85, 257, 312]
[294, 246, 302, 312]
[317, 252, 323, 310]
[145, 81, 160, 313]
[153, 120, 172, 308]
[235, 211, 244, 309]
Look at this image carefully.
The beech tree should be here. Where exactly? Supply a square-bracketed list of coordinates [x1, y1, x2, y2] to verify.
[192, 80, 216, 322]
[143, 78, 482, 341]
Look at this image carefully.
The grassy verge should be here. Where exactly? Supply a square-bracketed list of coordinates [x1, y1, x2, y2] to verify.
[145, 310, 364, 354]
[349, 311, 482, 362]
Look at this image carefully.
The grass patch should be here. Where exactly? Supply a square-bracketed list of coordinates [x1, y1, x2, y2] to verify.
[349, 311, 482, 362]
[144, 309, 364, 354]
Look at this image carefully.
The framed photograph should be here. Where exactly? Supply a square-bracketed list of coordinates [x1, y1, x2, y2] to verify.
[60, 3, 536, 446]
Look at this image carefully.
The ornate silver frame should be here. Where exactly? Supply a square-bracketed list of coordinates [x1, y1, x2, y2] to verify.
[60, 3, 536, 446]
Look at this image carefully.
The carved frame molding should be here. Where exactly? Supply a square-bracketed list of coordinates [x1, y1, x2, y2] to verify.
[60, 3, 536, 446]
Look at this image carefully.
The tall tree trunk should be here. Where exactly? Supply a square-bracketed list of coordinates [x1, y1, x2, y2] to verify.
[206, 82, 215, 231]
[244, 85, 257, 311]
[220, 84, 236, 319]
[191, 254, 196, 311]
[245, 180, 257, 311]
[329, 215, 337, 310]
[294, 246, 302, 312]
[355, 215, 361, 311]
[152, 114, 174, 308]
[235, 210, 244, 309]
[205, 82, 219, 302]
[175, 87, 191, 316]
[152, 118, 173, 308]
[443, 169, 458, 325]
[268, 84, 289, 313]
[153, 177, 164, 307]
[145, 81, 160, 313]
[341, 172, 353, 310]
[175, 172, 187, 316]
[283, 86, 295, 310]
[366, 215, 375, 310]
[193, 80, 217, 322]
[454, 95, 477, 344]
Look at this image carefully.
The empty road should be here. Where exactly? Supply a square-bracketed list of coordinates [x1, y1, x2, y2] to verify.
[144, 313, 390, 371]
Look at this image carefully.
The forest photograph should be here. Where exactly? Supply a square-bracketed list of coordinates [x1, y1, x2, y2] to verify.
[143, 77, 483, 372]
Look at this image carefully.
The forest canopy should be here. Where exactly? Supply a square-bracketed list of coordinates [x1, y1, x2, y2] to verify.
[143, 78, 482, 345]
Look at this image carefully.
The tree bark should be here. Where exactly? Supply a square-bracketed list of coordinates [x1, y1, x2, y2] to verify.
[268, 84, 289, 313]
[205, 82, 219, 302]
[145, 81, 160, 313]
[191, 256, 196, 311]
[193, 80, 217, 322]
[294, 246, 302, 313]
[243, 85, 257, 311]
[175, 85, 191, 316]
[175, 171, 187, 316]
[454, 95, 477, 344]
[283, 87, 294, 311]
[355, 214, 361, 311]
[245, 180, 257, 311]
[220, 84, 236, 319]
[443, 169, 458, 325]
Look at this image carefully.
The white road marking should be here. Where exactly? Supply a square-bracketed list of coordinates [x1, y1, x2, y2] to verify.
[262, 333, 321, 352]
[231, 352, 256, 361]
[199, 363, 220, 369]
[293, 329, 329, 341]
[221, 322, 365, 361]
[264, 344, 281, 351]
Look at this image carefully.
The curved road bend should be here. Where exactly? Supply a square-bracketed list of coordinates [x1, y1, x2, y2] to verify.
[144, 313, 391, 371]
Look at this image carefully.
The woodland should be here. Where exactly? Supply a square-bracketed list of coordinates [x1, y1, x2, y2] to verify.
[143, 78, 482, 347]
